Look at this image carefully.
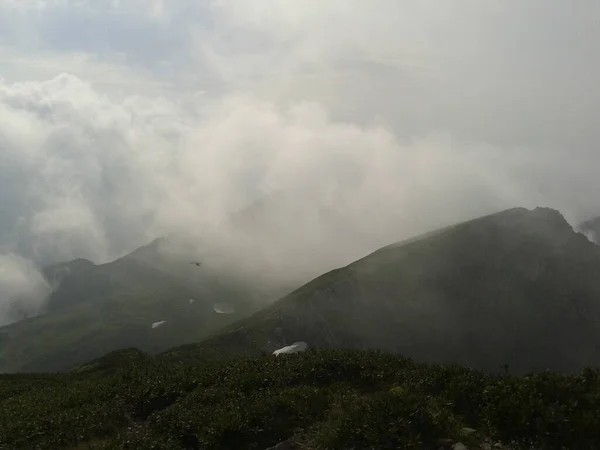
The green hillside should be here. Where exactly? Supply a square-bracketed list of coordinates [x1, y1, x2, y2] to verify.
[2, 348, 600, 449]
[164, 207, 600, 374]
[0, 238, 292, 373]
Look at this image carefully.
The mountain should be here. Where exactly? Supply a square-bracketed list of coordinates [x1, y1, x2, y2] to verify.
[7, 205, 600, 374]
[164, 207, 600, 374]
[0, 187, 386, 374]
[0, 237, 294, 373]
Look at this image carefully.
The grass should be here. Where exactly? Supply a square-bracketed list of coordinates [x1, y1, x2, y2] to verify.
[0, 285, 253, 373]
[2, 348, 600, 449]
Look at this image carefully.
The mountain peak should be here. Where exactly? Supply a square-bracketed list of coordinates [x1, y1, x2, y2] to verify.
[530, 206, 572, 227]
[192, 205, 600, 374]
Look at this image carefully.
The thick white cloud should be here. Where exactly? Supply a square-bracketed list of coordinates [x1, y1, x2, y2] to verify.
[1, 1, 600, 320]
[0, 73, 582, 268]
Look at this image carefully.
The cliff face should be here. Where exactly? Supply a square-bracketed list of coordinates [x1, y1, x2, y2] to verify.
[197, 207, 600, 374]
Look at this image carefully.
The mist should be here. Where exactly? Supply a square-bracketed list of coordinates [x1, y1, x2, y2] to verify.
[0, 253, 51, 326]
[2, 1, 600, 318]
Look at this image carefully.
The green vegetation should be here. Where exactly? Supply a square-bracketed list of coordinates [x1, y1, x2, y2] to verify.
[0, 282, 254, 373]
[1, 349, 600, 449]
[0, 238, 289, 373]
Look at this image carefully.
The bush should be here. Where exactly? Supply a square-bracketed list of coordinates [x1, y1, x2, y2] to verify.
[2, 349, 600, 449]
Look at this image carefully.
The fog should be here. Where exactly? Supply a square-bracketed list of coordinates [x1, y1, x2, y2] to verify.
[2, 1, 600, 324]
[0, 253, 51, 326]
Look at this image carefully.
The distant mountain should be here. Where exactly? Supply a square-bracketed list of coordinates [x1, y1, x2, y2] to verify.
[0, 237, 294, 373]
[0, 187, 386, 374]
[165, 207, 600, 374]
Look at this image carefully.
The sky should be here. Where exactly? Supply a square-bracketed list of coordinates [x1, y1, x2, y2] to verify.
[2, 0, 600, 323]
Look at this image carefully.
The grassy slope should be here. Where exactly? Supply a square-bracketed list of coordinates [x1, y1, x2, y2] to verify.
[2, 348, 600, 449]
[0, 240, 284, 373]
[163, 207, 600, 374]
[0, 281, 252, 373]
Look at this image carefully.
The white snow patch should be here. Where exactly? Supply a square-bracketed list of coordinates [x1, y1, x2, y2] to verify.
[213, 302, 236, 314]
[151, 320, 166, 329]
[273, 342, 308, 356]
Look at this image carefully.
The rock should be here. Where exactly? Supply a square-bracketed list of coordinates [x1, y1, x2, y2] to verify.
[478, 438, 494, 450]
[460, 427, 477, 436]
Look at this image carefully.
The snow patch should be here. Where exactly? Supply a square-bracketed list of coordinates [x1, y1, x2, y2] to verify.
[273, 341, 308, 356]
[213, 302, 236, 314]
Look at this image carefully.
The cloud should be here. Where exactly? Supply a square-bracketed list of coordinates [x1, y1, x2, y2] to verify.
[1, 0, 600, 314]
[0, 253, 51, 326]
[0, 0, 215, 94]
[194, 0, 600, 149]
[0, 73, 582, 272]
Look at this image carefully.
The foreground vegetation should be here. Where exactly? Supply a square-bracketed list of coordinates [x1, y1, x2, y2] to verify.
[1, 349, 600, 449]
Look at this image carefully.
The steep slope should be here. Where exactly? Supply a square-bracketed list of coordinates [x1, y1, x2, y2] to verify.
[169, 207, 600, 374]
[0, 238, 292, 373]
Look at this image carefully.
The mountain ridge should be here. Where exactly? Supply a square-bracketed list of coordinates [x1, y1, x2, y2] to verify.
[0, 236, 292, 373]
[4, 205, 600, 374]
[162, 206, 600, 374]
